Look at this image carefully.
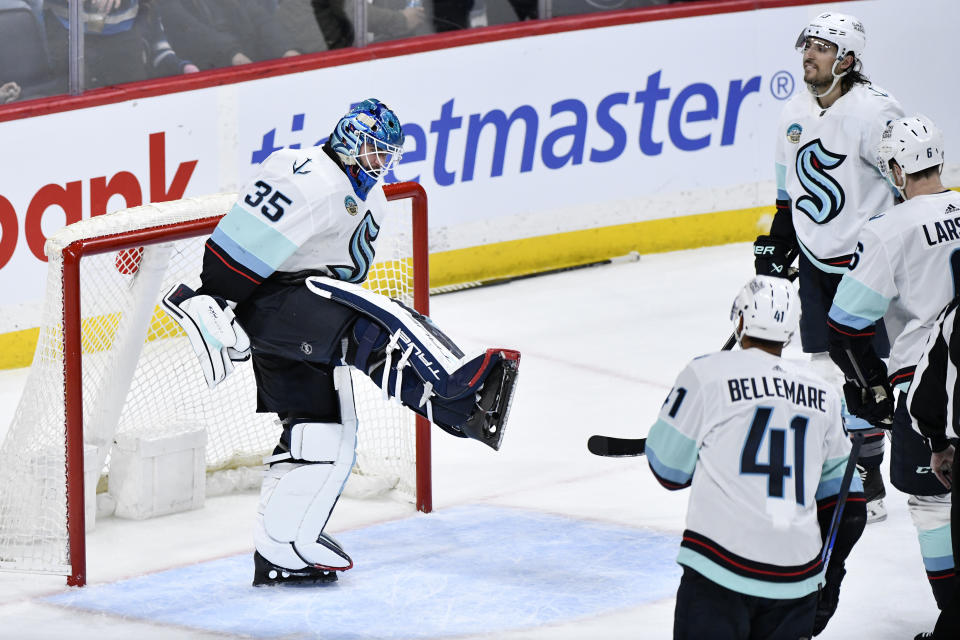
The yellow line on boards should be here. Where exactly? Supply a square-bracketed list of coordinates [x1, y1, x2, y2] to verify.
[0, 206, 772, 370]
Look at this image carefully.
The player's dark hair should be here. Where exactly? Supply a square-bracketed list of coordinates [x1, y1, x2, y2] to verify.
[908, 165, 942, 180]
[747, 335, 786, 350]
[841, 56, 869, 91]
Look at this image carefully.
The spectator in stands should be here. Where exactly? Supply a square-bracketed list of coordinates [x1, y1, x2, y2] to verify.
[0, 82, 20, 103]
[308, 0, 427, 50]
[0, 0, 53, 101]
[43, 0, 198, 90]
[158, 0, 301, 70]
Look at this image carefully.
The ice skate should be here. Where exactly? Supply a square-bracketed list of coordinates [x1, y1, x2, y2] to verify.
[461, 349, 521, 451]
[858, 465, 887, 523]
[252, 551, 339, 587]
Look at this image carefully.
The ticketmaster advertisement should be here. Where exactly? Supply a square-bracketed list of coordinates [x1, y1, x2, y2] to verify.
[0, 0, 957, 349]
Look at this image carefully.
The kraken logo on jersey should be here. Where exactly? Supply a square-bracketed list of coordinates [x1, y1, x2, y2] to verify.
[328, 211, 380, 283]
[795, 139, 847, 224]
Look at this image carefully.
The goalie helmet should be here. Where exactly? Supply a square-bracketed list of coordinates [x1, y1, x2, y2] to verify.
[330, 99, 404, 198]
[877, 115, 944, 185]
[730, 276, 800, 345]
[795, 12, 866, 63]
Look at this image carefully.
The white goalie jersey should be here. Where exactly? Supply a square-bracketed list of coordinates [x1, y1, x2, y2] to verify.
[212, 146, 391, 285]
[829, 190, 960, 388]
[775, 83, 904, 272]
[646, 348, 856, 599]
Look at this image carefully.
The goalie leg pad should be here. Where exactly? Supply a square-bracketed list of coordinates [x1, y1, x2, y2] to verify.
[162, 283, 250, 389]
[254, 367, 357, 571]
[307, 276, 468, 397]
[308, 277, 522, 448]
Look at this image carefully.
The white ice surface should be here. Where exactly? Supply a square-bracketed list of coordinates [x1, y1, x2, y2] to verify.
[0, 242, 939, 639]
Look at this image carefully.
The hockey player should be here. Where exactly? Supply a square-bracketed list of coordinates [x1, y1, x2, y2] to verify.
[647, 275, 866, 639]
[753, 11, 904, 522]
[908, 298, 960, 640]
[161, 99, 521, 586]
[827, 115, 956, 611]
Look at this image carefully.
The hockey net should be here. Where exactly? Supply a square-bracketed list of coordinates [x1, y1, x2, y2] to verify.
[0, 182, 431, 585]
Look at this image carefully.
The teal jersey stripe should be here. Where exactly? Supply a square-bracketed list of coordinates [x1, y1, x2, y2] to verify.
[677, 548, 822, 599]
[831, 276, 891, 326]
[216, 204, 300, 275]
[210, 227, 274, 279]
[646, 419, 697, 484]
[776, 162, 787, 192]
[816, 455, 861, 501]
[796, 240, 847, 275]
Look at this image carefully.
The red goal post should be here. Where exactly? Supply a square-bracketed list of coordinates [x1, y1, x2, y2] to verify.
[1, 182, 431, 587]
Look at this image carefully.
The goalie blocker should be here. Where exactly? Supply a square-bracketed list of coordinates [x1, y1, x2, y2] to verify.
[162, 284, 251, 389]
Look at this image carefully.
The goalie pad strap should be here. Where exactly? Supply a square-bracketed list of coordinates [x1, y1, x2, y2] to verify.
[306, 276, 467, 397]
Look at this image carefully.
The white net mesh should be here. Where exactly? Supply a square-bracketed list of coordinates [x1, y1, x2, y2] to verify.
[0, 193, 424, 576]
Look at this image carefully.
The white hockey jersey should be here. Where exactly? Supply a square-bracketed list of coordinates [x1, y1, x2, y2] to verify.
[646, 348, 856, 599]
[775, 83, 904, 272]
[211, 146, 391, 285]
[829, 191, 960, 388]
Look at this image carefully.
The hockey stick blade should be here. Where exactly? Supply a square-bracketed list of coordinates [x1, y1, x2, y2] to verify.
[587, 435, 646, 457]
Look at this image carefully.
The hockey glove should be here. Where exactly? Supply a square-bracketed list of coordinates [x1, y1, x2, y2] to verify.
[842, 377, 894, 430]
[162, 284, 251, 390]
[753, 235, 798, 278]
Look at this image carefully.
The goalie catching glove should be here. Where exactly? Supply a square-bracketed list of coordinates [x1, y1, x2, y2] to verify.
[162, 284, 251, 389]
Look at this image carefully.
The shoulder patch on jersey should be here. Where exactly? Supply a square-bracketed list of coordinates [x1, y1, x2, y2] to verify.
[344, 195, 359, 216]
[293, 158, 312, 174]
[946, 204, 959, 215]
[786, 123, 802, 144]
[868, 212, 886, 221]
[867, 85, 889, 98]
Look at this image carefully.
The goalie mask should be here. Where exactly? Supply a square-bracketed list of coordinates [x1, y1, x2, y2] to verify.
[877, 115, 944, 196]
[795, 12, 866, 98]
[730, 276, 800, 345]
[330, 99, 404, 199]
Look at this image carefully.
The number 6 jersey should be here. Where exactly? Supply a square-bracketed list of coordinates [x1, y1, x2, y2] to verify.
[198, 145, 391, 304]
[646, 348, 858, 599]
[829, 190, 960, 389]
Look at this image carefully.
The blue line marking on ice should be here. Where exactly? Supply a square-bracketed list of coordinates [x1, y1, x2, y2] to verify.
[47, 504, 680, 638]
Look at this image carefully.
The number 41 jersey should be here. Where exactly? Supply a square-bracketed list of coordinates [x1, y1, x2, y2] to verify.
[646, 348, 856, 599]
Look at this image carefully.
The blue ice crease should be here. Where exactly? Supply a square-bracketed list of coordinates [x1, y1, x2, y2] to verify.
[47, 504, 680, 639]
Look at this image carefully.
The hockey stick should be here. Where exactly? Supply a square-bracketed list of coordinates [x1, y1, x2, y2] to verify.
[722, 267, 800, 351]
[590, 268, 802, 458]
[587, 435, 645, 457]
[820, 431, 864, 567]
[821, 348, 875, 565]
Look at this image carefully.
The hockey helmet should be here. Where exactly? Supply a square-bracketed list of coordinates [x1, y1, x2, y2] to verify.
[330, 99, 404, 197]
[730, 276, 800, 345]
[877, 115, 945, 181]
[795, 12, 866, 63]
